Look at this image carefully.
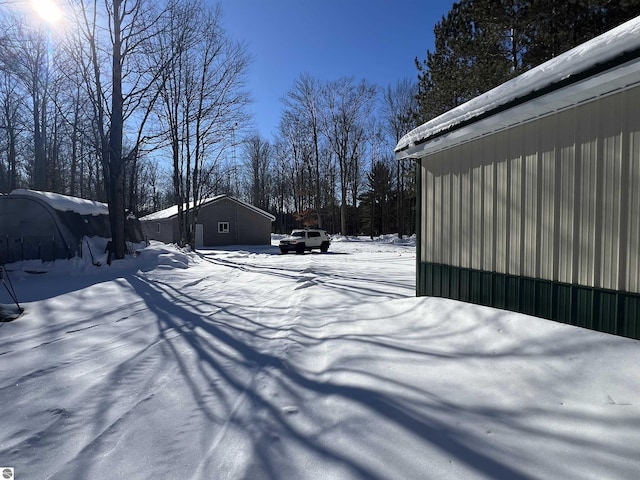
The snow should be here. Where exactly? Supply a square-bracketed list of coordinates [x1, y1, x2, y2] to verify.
[11, 189, 109, 216]
[1, 237, 639, 479]
[396, 15, 640, 155]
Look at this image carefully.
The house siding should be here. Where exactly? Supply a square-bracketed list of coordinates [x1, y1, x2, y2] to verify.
[141, 196, 273, 247]
[417, 85, 640, 339]
[198, 198, 271, 246]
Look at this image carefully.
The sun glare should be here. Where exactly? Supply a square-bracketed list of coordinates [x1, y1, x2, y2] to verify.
[31, 0, 62, 24]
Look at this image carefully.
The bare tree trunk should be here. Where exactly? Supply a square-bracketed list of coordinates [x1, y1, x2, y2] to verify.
[108, 0, 126, 260]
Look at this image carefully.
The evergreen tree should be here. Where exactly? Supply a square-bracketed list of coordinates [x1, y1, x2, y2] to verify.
[523, 0, 640, 68]
[416, 0, 640, 123]
[360, 160, 394, 237]
[415, 0, 512, 123]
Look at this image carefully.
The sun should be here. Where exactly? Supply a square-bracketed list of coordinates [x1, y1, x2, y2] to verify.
[31, 0, 62, 24]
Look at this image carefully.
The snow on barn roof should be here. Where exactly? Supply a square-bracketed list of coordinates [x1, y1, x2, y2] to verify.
[396, 15, 640, 159]
[140, 195, 276, 222]
[11, 189, 109, 216]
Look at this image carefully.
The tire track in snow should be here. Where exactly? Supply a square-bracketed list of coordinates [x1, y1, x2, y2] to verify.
[188, 252, 319, 477]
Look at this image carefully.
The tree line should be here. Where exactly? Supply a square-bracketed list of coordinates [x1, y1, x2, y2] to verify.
[2, 0, 638, 253]
[0, 0, 419, 249]
[241, 74, 418, 238]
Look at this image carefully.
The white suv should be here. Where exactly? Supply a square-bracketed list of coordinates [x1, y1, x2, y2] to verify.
[279, 229, 330, 254]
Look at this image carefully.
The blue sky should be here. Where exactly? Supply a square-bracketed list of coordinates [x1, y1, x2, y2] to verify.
[215, 0, 455, 139]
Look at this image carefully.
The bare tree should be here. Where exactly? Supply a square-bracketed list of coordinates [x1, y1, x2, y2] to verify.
[0, 70, 23, 192]
[382, 78, 418, 238]
[321, 77, 377, 235]
[71, 0, 167, 259]
[241, 133, 271, 210]
[153, 0, 250, 248]
[282, 73, 324, 226]
[271, 135, 294, 232]
[0, 15, 50, 190]
[277, 109, 316, 220]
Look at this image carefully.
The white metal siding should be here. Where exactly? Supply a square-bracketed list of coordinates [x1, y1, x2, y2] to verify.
[557, 121, 575, 284]
[451, 166, 462, 267]
[460, 154, 472, 268]
[627, 90, 640, 292]
[472, 161, 483, 270]
[539, 117, 556, 281]
[483, 157, 495, 272]
[420, 84, 640, 294]
[495, 152, 509, 274]
[577, 102, 598, 288]
[509, 136, 522, 276]
[523, 141, 538, 278]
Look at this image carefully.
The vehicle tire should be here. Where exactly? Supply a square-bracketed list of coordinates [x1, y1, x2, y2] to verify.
[280, 248, 287, 254]
[295, 243, 305, 254]
[320, 242, 329, 253]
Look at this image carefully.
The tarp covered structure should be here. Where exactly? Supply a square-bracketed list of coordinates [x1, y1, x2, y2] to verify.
[0, 189, 144, 265]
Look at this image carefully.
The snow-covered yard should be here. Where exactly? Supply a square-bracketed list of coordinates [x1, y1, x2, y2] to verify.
[1, 237, 639, 480]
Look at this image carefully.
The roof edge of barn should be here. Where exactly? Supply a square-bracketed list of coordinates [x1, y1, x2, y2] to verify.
[396, 15, 640, 160]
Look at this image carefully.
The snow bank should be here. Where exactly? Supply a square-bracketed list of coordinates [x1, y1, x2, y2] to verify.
[2, 239, 185, 278]
[273, 232, 415, 245]
[330, 233, 416, 246]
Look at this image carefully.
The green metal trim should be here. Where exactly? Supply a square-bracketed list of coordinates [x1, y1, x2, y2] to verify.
[418, 261, 640, 341]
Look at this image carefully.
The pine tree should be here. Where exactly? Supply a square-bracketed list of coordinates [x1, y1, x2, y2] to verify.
[360, 160, 394, 237]
[415, 0, 640, 123]
[415, 0, 512, 123]
[523, 0, 640, 67]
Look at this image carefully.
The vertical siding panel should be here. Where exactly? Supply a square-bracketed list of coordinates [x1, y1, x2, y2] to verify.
[577, 101, 598, 288]
[626, 89, 640, 294]
[460, 153, 472, 269]
[509, 129, 522, 276]
[495, 133, 509, 274]
[557, 122, 575, 284]
[472, 161, 483, 270]
[523, 131, 538, 278]
[433, 172, 443, 264]
[484, 158, 495, 272]
[600, 96, 623, 291]
[628, 132, 640, 292]
[451, 168, 461, 268]
[441, 170, 452, 266]
[539, 117, 555, 281]
[423, 163, 433, 262]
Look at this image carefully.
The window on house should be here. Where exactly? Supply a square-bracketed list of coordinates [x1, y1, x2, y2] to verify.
[156, 223, 161, 233]
[218, 222, 230, 234]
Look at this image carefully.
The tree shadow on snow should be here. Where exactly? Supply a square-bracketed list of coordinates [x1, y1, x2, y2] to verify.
[104, 273, 639, 480]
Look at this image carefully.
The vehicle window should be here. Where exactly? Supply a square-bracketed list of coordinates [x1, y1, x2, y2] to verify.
[309, 231, 320, 237]
[292, 231, 305, 238]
